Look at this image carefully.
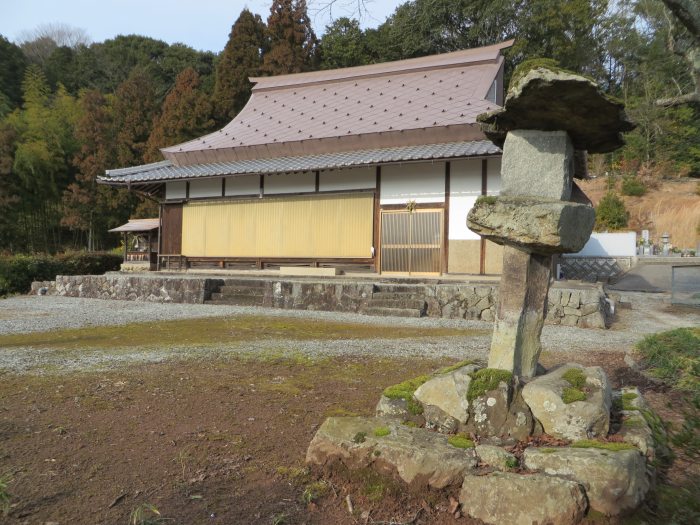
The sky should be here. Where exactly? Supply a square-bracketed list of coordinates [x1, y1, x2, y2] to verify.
[2, 0, 405, 53]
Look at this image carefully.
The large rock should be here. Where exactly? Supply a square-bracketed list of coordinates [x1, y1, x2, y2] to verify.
[522, 364, 612, 440]
[477, 65, 635, 154]
[524, 446, 650, 515]
[306, 416, 477, 489]
[467, 196, 596, 254]
[467, 376, 535, 441]
[413, 364, 477, 427]
[501, 130, 575, 200]
[459, 472, 587, 525]
[487, 246, 551, 378]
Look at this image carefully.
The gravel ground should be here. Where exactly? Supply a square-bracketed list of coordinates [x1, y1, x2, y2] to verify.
[0, 292, 697, 374]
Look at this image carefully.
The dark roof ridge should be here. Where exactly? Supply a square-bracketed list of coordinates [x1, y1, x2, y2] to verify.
[250, 40, 514, 92]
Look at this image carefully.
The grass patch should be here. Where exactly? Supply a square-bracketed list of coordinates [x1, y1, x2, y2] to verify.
[301, 481, 329, 504]
[475, 195, 497, 206]
[562, 368, 586, 389]
[0, 315, 475, 351]
[562, 387, 587, 404]
[635, 328, 699, 399]
[571, 440, 637, 452]
[382, 375, 430, 415]
[561, 367, 587, 404]
[447, 434, 475, 449]
[436, 360, 475, 375]
[636, 328, 699, 460]
[467, 368, 512, 401]
[349, 467, 402, 502]
[621, 392, 639, 411]
[373, 426, 390, 437]
[538, 447, 557, 454]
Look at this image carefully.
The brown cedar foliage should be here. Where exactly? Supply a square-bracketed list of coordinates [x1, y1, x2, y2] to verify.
[112, 69, 159, 167]
[212, 9, 267, 125]
[263, 0, 319, 75]
[144, 67, 214, 163]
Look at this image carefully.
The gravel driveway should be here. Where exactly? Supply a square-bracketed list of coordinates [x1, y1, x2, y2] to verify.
[1, 293, 697, 374]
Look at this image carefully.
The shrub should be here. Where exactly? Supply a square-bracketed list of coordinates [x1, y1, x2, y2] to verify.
[0, 252, 121, 296]
[621, 176, 646, 196]
[595, 191, 629, 231]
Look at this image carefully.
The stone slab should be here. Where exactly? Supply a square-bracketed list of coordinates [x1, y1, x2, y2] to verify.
[501, 130, 574, 200]
[524, 446, 650, 515]
[477, 65, 635, 154]
[467, 196, 596, 254]
[459, 471, 587, 525]
[306, 416, 477, 489]
[279, 266, 340, 276]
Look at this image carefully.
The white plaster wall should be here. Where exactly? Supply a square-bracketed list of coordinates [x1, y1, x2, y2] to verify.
[225, 174, 259, 196]
[380, 162, 445, 204]
[566, 232, 637, 257]
[449, 159, 482, 240]
[319, 167, 375, 191]
[487, 157, 501, 196]
[264, 171, 315, 194]
[165, 181, 187, 200]
[189, 177, 222, 198]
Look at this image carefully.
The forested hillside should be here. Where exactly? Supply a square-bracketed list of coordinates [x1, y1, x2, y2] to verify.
[0, 0, 698, 254]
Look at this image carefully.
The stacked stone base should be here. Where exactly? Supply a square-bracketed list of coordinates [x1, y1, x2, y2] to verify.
[306, 363, 662, 524]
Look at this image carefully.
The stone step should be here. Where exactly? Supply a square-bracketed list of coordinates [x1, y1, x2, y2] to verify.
[221, 279, 268, 289]
[206, 295, 266, 306]
[362, 306, 423, 318]
[366, 298, 426, 310]
[371, 291, 427, 301]
[217, 285, 267, 296]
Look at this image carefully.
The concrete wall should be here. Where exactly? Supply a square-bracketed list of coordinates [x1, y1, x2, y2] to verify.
[165, 181, 187, 200]
[319, 167, 375, 191]
[264, 171, 316, 194]
[568, 232, 637, 257]
[190, 177, 222, 198]
[225, 174, 259, 196]
[380, 162, 445, 204]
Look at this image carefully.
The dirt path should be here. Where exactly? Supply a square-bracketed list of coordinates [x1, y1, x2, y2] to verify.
[0, 294, 697, 524]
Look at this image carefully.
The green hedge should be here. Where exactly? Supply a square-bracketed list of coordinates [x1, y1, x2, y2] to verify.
[0, 252, 122, 296]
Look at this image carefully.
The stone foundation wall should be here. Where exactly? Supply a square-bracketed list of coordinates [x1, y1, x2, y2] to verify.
[33, 274, 610, 328]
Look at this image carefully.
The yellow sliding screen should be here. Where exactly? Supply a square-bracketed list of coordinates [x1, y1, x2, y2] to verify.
[182, 193, 374, 258]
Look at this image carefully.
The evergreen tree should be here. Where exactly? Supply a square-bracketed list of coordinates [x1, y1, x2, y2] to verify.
[595, 192, 629, 230]
[320, 18, 370, 69]
[62, 89, 130, 250]
[112, 68, 158, 167]
[263, 0, 319, 75]
[0, 35, 27, 112]
[145, 67, 214, 162]
[212, 9, 267, 125]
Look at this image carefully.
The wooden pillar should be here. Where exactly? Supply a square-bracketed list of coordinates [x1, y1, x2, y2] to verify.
[123, 232, 127, 263]
[480, 159, 488, 275]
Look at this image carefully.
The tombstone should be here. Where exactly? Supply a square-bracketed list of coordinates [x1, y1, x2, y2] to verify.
[468, 63, 635, 378]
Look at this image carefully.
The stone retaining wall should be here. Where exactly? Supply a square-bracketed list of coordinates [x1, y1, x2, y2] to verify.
[559, 256, 635, 282]
[32, 274, 610, 328]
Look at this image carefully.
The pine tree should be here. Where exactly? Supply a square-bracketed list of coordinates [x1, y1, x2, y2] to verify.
[212, 9, 267, 125]
[320, 18, 370, 70]
[112, 68, 158, 166]
[144, 67, 214, 162]
[263, 0, 318, 75]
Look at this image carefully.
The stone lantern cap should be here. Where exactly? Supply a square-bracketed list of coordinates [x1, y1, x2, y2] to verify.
[478, 64, 635, 154]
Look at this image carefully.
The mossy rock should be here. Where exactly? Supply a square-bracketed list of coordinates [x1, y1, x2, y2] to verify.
[570, 439, 637, 452]
[467, 368, 513, 402]
[448, 434, 475, 449]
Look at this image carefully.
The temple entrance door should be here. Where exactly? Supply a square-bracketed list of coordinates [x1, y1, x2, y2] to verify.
[379, 209, 443, 275]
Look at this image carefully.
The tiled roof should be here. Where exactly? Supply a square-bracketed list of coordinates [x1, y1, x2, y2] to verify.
[160, 41, 511, 166]
[108, 218, 160, 232]
[100, 140, 501, 184]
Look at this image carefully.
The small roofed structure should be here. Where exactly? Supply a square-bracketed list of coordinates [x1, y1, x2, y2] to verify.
[109, 218, 160, 271]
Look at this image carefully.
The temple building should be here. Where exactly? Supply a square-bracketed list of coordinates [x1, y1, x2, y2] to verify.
[98, 41, 513, 275]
